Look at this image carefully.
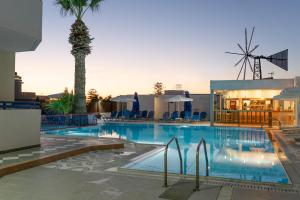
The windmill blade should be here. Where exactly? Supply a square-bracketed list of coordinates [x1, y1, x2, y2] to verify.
[245, 28, 248, 52]
[243, 58, 247, 80]
[246, 57, 253, 72]
[249, 44, 259, 53]
[248, 27, 255, 52]
[237, 58, 247, 80]
[267, 49, 288, 71]
[234, 55, 246, 67]
[237, 43, 246, 54]
[225, 51, 244, 56]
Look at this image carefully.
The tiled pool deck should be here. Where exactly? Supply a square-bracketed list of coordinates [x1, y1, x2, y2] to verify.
[0, 129, 300, 199]
[0, 135, 124, 176]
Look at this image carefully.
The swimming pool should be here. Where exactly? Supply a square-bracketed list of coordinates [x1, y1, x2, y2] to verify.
[44, 122, 288, 184]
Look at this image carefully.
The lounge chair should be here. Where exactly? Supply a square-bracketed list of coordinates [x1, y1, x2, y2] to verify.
[184, 111, 192, 120]
[130, 111, 141, 119]
[180, 111, 185, 119]
[129, 111, 142, 119]
[162, 112, 170, 120]
[123, 110, 131, 119]
[147, 111, 154, 119]
[192, 112, 200, 121]
[117, 111, 123, 118]
[200, 112, 207, 120]
[171, 111, 179, 120]
[141, 110, 148, 118]
[111, 111, 118, 119]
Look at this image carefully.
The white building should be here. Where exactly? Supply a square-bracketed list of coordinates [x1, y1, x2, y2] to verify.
[114, 90, 210, 120]
[0, 0, 42, 152]
[210, 77, 300, 127]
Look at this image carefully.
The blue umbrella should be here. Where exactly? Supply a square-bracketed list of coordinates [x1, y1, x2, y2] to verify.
[132, 92, 140, 115]
[184, 91, 192, 112]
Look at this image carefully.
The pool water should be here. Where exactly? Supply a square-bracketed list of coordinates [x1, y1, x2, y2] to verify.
[44, 123, 289, 184]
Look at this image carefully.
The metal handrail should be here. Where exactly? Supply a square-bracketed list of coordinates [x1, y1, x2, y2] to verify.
[163, 136, 183, 187]
[194, 138, 209, 191]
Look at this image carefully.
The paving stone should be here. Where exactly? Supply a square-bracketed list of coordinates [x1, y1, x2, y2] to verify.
[189, 184, 221, 200]
[217, 186, 233, 200]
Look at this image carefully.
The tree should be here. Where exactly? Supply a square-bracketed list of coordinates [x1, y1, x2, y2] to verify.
[56, 0, 104, 114]
[86, 89, 102, 113]
[46, 89, 74, 114]
[154, 82, 164, 95]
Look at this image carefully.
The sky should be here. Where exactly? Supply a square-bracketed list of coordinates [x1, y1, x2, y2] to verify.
[16, 0, 300, 97]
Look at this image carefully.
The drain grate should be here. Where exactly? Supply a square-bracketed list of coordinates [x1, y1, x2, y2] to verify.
[206, 180, 299, 193]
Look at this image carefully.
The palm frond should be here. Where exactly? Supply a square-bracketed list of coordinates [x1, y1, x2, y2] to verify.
[46, 90, 74, 114]
[55, 0, 70, 16]
[89, 0, 104, 12]
[56, 0, 104, 19]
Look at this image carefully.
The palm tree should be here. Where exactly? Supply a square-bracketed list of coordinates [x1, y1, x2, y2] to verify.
[46, 89, 74, 114]
[55, 0, 104, 114]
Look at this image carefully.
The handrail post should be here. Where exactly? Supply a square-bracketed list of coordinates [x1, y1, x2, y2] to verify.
[163, 137, 183, 187]
[164, 142, 168, 187]
[194, 138, 209, 191]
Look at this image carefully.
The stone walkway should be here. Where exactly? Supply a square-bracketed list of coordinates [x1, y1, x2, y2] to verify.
[0, 135, 123, 176]
[0, 141, 299, 200]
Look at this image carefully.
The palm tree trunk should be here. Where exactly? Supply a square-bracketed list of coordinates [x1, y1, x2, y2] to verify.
[74, 54, 87, 114]
[69, 19, 92, 114]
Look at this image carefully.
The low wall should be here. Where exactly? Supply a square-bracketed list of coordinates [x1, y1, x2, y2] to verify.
[0, 109, 41, 152]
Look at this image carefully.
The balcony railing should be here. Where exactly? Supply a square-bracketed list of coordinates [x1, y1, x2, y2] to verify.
[41, 114, 98, 131]
[214, 110, 273, 127]
[0, 101, 40, 110]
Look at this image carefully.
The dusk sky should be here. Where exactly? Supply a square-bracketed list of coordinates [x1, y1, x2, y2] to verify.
[16, 0, 300, 97]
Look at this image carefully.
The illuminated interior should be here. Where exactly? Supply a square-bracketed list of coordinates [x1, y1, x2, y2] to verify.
[222, 90, 281, 99]
[214, 89, 296, 126]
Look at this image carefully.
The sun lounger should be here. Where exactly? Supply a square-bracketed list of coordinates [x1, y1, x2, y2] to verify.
[184, 111, 192, 120]
[171, 111, 179, 120]
[200, 112, 207, 120]
[192, 112, 200, 121]
[147, 111, 154, 119]
[141, 110, 148, 118]
[163, 112, 170, 120]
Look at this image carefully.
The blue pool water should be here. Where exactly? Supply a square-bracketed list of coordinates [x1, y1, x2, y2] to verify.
[44, 123, 288, 184]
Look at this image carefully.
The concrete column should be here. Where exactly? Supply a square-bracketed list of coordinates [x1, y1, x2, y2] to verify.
[210, 89, 214, 126]
[0, 51, 15, 101]
[296, 98, 300, 127]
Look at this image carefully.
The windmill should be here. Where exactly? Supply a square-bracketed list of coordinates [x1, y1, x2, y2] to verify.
[226, 27, 288, 80]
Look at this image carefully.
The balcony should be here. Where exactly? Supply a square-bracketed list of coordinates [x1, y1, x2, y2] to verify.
[0, 101, 41, 153]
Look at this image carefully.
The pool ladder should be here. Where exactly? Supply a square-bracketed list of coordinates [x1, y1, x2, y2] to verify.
[194, 138, 209, 191]
[163, 137, 209, 191]
[163, 137, 183, 187]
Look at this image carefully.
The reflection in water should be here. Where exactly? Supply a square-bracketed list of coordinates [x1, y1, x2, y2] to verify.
[45, 123, 288, 184]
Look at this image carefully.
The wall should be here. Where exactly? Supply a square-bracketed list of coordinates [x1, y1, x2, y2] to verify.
[0, 109, 41, 152]
[190, 94, 210, 119]
[0, 0, 42, 52]
[126, 95, 155, 112]
[154, 94, 210, 120]
[0, 51, 15, 101]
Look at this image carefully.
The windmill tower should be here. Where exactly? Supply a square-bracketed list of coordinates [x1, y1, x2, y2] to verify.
[226, 27, 288, 80]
